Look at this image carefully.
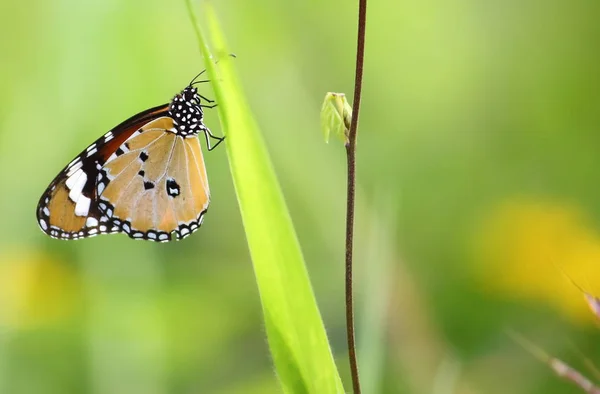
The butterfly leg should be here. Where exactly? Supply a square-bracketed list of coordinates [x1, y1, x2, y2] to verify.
[203, 128, 225, 151]
[198, 94, 215, 103]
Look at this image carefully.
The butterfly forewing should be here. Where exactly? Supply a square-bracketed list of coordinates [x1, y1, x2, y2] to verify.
[37, 104, 169, 239]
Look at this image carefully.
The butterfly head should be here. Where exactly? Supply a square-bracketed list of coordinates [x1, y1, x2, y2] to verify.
[169, 86, 205, 137]
[182, 86, 201, 104]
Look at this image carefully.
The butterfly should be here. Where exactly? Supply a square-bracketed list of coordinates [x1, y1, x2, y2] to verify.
[36, 72, 224, 242]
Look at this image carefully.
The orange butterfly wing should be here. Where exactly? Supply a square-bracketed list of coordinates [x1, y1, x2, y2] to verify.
[37, 107, 211, 242]
[37, 84, 218, 242]
[36, 104, 170, 240]
[98, 117, 210, 241]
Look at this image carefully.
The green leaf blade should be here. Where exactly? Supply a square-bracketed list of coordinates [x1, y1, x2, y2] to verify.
[185, 2, 345, 393]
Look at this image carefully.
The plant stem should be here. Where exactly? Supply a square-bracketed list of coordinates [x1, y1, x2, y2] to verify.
[345, 0, 367, 392]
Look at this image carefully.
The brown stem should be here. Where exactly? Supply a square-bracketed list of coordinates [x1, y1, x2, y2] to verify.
[345, 0, 367, 392]
[550, 359, 600, 394]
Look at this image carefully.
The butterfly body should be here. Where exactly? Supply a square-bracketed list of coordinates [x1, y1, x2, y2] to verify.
[37, 84, 222, 242]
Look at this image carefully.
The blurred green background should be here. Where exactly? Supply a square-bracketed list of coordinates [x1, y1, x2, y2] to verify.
[2, 0, 600, 393]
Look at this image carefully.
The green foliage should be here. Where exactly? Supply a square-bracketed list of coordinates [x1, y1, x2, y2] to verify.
[4, 0, 600, 392]
[185, 2, 344, 392]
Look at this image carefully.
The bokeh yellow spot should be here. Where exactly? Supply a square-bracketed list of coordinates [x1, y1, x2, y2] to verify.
[0, 250, 79, 329]
[473, 198, 600, 325]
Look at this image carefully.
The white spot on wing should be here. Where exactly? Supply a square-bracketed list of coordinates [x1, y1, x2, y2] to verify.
[86, 217, 98, 227]
[66, 161, 83, 177]
[130, 130, 142, 138]
[65, 168, 83, 189]
[75, 196, 91, 216]
[68, 171, 88, 203]
[39, 219, 48, 230]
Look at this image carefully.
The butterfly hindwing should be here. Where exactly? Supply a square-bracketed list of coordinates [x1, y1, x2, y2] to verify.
[97, 117, 210, 242]
[166, 134, 210, 239]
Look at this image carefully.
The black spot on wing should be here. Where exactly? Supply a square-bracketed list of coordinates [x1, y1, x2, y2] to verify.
[166, 178, 180, 198]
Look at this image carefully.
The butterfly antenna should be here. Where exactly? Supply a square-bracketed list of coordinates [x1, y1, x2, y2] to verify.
[191, 79, 210, 86]
[189, 54, 238, 86]
[189, 69, 207, 87]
